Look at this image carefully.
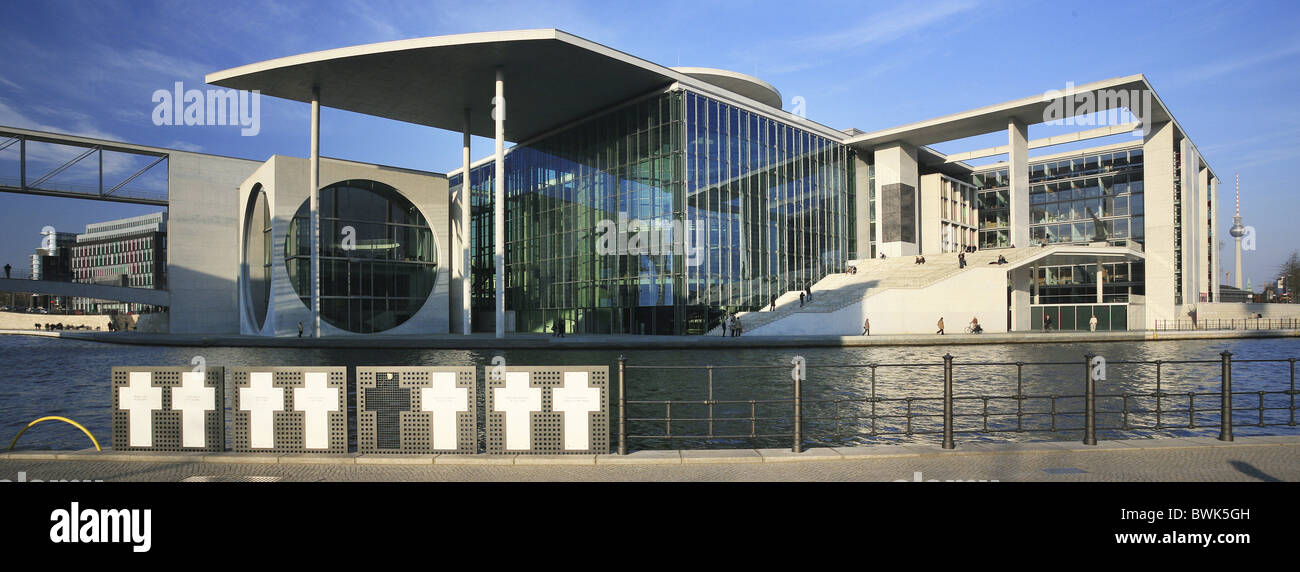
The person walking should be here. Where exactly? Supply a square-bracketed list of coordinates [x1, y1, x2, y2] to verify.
[297, 322, 304, 338]
[733, 316, 743, 337]
[862, 317, 870, 336]
[1044, 314, 1053, 331]
[799, 292, 805, 307]
[936, 317, 945, 335]
[720, 314, 728, 336]
[556, 318, 566, 338]
[1089, 314, 1098, 332]
[3, 263, 10, 278]
[958, 252, 966, 269]
[770, 294, 777, 311]
[805, 286, 812, 303]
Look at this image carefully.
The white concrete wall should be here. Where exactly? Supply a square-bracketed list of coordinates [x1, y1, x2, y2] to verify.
[919, 173, 940, 255]
[747, 266, 1008, 335]
[1196, 302, 1300, 320]
[237, 155, 450, 336]
[1142, 121, 1177, 328]
[1180, 139, 1202, 305]
[167, 151, 263, 334]
[873, 143, 919, 257]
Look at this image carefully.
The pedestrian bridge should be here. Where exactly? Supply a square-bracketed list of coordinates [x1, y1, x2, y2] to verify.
[0, 278, 169, 306]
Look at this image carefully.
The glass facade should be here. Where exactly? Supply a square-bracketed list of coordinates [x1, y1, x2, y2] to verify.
[1027, 147, 1144, 247]
[974, 169, 1009, 249]
[454, 88, 854, 335]
[1031, 304, 1128, 331]
[934, 176, 977, 252]
[866, 162, 876, 259]
[286, 180, 438, 333]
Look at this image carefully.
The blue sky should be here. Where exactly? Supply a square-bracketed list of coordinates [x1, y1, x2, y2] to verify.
[1, 0, 1297, 290]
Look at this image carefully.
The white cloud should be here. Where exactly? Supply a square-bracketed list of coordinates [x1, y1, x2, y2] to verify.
[790, 0, 979, 53]
[1177, 41, 1300, 84]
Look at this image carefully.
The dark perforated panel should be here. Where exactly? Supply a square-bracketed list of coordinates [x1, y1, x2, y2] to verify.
[111, 367, 225, 452]
[485, 366, 609, 455]
[356, 367, 476, 454]
[231, 367, 347, 454]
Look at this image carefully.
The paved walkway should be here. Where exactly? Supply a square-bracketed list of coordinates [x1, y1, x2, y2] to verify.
[2, 328, 1296, 349]
[3, 436, 1296, 482]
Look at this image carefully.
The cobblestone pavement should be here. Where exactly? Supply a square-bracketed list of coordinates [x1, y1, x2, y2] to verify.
[2, 436, 1296, 482]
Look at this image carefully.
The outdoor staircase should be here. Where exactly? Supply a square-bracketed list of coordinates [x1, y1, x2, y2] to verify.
[710, 248, 1044, 335]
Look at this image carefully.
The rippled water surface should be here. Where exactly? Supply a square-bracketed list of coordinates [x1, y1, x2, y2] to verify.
[1, 335, 1297, 450]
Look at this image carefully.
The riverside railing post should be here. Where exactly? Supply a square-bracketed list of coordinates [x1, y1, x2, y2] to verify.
[1219, 351, 1234, 442]
[942, 354, 955, 449]
[1084, 353, 1097, 445]
[792, 362, 803, 453]
[618, 354, 627, 455]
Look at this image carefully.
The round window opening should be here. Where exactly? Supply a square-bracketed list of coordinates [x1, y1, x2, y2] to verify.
[242, 184, 271, 330]
[285, 180, 437, 333]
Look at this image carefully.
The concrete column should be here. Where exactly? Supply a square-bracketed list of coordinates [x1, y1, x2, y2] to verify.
[309, 86, 321, 338]
[1008, 119, 1029, 248]
[494, 69, 506, 338]
[872, 143, 919, 257]
[1210, 175, 1221, 302]
[1096, 258, 1104, 304]
[1181, 140, 1201, 304]
[919, 173, 941, 255]
[1200, 168, 1214, 302]
[1141, 121, 1176, 328]
[460, 109, 472, 335]
[1010, 265, 1031, 331]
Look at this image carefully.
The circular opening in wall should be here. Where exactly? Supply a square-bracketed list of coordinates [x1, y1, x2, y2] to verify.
[242, 183, 271, 331]
[284, 179, 438, 333]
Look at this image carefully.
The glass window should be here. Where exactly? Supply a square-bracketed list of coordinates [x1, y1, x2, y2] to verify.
[285, 180, 438, 333]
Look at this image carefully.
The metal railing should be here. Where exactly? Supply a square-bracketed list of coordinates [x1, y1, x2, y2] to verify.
[1155, 318, 1300, 331]
[615, 352, 1299, 454]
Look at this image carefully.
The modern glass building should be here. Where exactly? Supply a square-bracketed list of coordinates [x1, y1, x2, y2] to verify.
[197, 30, 1238, 337]
[452, 88, 852, 335]
[973, 147, 1148, 330]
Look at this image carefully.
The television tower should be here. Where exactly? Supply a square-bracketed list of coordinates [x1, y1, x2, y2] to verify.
[1229, 173, 1246, 290]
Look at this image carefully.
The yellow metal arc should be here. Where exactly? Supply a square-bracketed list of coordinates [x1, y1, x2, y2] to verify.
[8, 416, 102, 451]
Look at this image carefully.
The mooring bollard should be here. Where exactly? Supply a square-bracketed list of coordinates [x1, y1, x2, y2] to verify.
[617, 354, 628, 455]
[942, 353, 955, 449]
[1084, 353, 1097, 445]
[1220, 351, 1234, 442]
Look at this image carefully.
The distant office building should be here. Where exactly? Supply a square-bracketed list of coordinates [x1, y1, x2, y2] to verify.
[30, 228, 76, 310]
[70, 212, 167, 313]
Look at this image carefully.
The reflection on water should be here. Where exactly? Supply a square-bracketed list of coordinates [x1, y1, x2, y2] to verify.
[1, 335, 1296, 450]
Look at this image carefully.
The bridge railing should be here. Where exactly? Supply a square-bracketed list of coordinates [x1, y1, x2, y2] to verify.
[616, 353, 1299, 454]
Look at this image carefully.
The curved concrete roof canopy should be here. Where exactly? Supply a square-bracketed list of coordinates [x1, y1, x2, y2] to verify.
[207, 29, 787, 144]
[671, 67, 782, 109]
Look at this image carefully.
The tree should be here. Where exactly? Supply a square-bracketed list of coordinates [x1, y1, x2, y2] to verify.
[1279, 251, 1300, 303]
